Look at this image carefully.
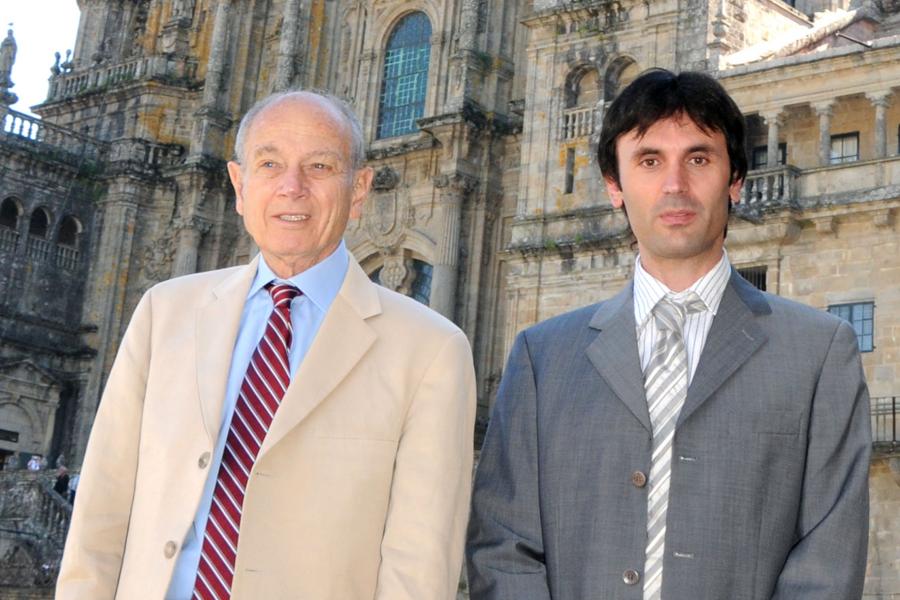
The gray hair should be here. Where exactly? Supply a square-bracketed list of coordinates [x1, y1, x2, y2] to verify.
[232, 89, 366, 170]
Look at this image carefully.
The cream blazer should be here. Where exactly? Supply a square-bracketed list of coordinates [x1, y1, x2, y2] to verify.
[56, 256, 476, 599]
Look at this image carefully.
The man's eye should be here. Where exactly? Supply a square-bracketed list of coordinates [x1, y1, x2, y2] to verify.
[311, 162, 332, 170]
[689, 156, 709, 166]
[261, 160, 277, 168]
[639, 158, 659, 167]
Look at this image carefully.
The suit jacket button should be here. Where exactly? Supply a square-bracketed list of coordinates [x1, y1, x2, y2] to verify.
[164, 541, 178, 559]
[198, 452, 211, 469]
[623, 569, 640, 585]
[631, 470, 647, 488]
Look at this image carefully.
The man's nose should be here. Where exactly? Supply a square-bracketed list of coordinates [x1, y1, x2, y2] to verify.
[661, 162, 689, 194]
[277, 166, 309, 196]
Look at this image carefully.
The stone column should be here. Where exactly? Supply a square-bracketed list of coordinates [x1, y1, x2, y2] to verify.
[866, 91, 892, 159]
[761, 109, 784, 168]
[458, 0, 480, 53]
[75, 196, 140, 463]
[274, 0, 302, 91]
[813, 100, 835, 166]
[171, 217, 212, 277]
[429, 174, 476, 320]
[203, 0, 232, 108]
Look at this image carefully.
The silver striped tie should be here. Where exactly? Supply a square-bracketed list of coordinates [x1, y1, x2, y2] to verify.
[643, 293, 705, 599]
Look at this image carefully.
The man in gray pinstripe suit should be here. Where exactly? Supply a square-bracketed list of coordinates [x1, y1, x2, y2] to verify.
[466, 69, 871, 599]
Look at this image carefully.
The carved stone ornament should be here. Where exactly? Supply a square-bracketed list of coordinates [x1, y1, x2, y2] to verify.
[372, 166, 400, 192]
[379, 255, 408, 292]
[362, 191, 412, 252]
[141, 229, 176, 283]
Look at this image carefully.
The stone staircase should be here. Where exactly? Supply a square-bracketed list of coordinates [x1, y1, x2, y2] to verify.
[0, 471, 72, 599]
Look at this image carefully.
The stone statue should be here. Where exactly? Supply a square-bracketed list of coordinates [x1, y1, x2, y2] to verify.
[51, 52, 61, 77]
[173, 0, 196, 18]
[0, 28, 17, 90]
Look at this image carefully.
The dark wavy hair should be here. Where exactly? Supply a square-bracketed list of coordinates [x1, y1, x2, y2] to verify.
[597, 69, 747, 187]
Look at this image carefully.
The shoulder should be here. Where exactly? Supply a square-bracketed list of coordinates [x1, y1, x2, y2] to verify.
[730, 275, 852, 348]
[142, 265, 246, 304]
[372, 284, 463, 339]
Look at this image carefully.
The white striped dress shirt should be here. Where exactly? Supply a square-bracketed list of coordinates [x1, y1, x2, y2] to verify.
[633, 252, 732, 385]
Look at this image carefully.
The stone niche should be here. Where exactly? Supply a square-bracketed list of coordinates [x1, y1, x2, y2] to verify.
[0, 361, 62, 464]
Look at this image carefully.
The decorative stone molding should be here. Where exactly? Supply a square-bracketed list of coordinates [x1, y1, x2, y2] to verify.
[372, 166, 400, 191]
[141, 230, 176, 282]
[872, 208, 893, 228]
[362, 191, 413, 253]
[379, 254, 409, 292]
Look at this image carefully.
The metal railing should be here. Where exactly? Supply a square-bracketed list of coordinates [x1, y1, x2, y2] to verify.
[872, 396, 897, 450]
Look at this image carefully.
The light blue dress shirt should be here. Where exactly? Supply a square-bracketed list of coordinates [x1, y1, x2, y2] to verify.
[165, 242, 348, 599]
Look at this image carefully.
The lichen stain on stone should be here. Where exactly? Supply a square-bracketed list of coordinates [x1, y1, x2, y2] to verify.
[309, 0, 326, 64]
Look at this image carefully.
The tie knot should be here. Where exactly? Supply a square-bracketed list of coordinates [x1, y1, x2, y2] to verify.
[266, 282, 300, 308]
[652, 292, 705, 333]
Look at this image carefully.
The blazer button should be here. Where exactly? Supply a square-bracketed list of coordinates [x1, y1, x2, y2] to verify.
[631, 471, 647, 488]
[164, 541, 178, 559]
[623, 569, 640, 585]
[198, 452, 211, 469]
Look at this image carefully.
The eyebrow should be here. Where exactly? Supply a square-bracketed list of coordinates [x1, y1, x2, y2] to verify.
[630, 143, 720, 159]
[249, 146, 344, 162]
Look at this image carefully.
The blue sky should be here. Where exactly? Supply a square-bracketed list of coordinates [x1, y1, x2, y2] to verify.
[1, 1, 80, 117]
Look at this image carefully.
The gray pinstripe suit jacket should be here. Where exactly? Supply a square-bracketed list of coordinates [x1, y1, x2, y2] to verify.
[467, 271, 871, 600]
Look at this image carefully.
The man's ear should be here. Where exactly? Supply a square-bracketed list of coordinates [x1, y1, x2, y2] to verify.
[227, 161, 244, 215]
[728, 177, 744, 205]
[604, 176, 625, 209]
[349, 166, 374, 220]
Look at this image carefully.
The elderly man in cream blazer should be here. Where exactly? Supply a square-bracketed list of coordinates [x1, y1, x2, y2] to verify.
[57, 90, 475, 599]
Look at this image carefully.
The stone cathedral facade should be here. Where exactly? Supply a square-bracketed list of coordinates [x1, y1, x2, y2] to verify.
[0, 0, 898, 595]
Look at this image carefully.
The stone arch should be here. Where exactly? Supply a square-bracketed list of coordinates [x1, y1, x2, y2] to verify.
[604, 56, 640, 102]
[358, 246, 435, 305]
[28, 207, 52, 238]
[0, 197, 22, 229]
[564, 64, 601, 109]
[57, 215, 83, 247]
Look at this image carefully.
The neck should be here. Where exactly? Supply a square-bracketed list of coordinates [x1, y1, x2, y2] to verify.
[639, 251, 723, 292]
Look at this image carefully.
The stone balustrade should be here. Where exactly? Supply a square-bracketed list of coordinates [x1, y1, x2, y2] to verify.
[560, 106, 595, 140]
[740, 164, 800, 207]
[1, 109, 107, 162]
[46, 55, 199, 104]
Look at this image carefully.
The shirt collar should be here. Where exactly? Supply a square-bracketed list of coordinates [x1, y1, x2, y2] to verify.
[633, 250, 732, 330]
[248, 241, 349, 313]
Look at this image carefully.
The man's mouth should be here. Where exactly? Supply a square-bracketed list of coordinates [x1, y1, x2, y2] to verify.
[278, 214, 309, 222]
[660, 211, 695, 225]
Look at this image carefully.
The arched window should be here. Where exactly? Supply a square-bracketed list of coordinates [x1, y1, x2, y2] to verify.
[604, 57, 640, 102]
[57, 216, 82, 247]
[377, 12, 432, 139]
[0, 198, 21, 229]
[28, 208, 50, 238]
[565, 68, 600, 109]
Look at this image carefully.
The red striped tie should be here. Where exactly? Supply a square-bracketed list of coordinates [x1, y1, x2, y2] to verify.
[193, 283, 300, 600]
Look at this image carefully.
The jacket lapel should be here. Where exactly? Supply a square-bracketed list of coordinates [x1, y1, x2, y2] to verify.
[258, 258, 380, 458]
[585, 283, 652, 433]
[196, 257, 260, 444]
[677, 271, 770, 427]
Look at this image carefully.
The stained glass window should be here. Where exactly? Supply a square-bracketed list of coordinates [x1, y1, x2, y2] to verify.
[377, 12, 432, 139]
